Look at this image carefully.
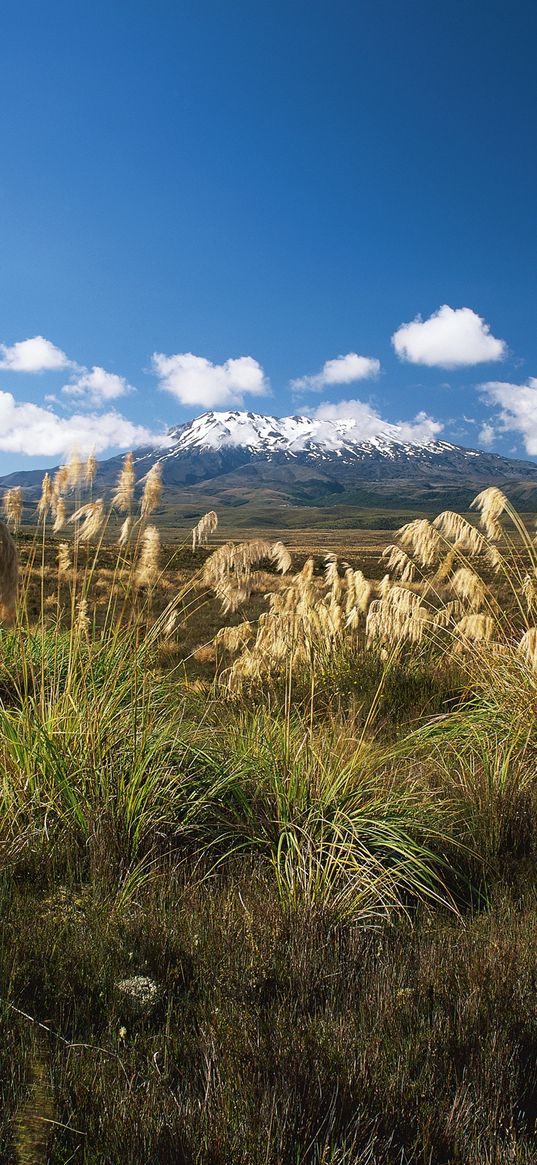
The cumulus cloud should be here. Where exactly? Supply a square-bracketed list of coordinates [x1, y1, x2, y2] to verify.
[306, 398, 443, 444]
[480, 378, 537, 455]
[152, 351, 269, 408]
[0, 391, 166, 458]
[0, 335, 73, 373]
[478, 422, 495, 448]
[291, 352, 381, 392]
[62, 365, 133, 405]
[392, 305, 506, 368]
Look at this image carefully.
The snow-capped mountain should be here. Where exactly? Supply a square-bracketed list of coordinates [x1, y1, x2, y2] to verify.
[124, 409, 531, 487]
[2, 409, 537, 519]
[145, 409, 465, 462]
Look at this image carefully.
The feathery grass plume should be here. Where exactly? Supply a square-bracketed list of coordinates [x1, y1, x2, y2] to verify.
[140, 462, 162, 518]
[432, 599, 464, 629]
[37, 472, 53, 520]
[397, 518, 442, 567]
[354, 569, 372, 613]
[52, 496, 66, 533]
[271, 540, 292, 574]
[75, 596, 90, 635]
[330, 572, 342, 604]
[344, 567, 356, 614]
[382, 544, 416, 582]
[432, 547, 457, 584]
[345, 605, 361, 630]
[451, 566, 486, 611]
[366, 584, 427, 648]
[471, 486, 507, 540]
[324, 553, 339, 588]
[522, 571, 537, 613]
[432, 511, 488, 556]
[53, 463, 69, 496]
[518, 627, 537, 671]
[135, 524, 161, 587]
[378, 573, 392, 598]
[221, 582, 251, 614]
[486, 543, 505, 572]
[454, 612, 496, 646]
[118, 514, 134, 547]
[84, 449, 97, 488]
[203, 537, 276, 610]
[227, 649, 264, 691]
[326, 595, 344, 638]
[67, 448, 82, 489]
[2, 486, 22, 532]
[294, 556, 315, 595]
[69, 498, 105, 542]
[215, 620, 254, 653]
[0, 520, 18, 625]
[192, 509, 218, 550]
[57, 542, 71, 577]
[113, 451, 136, 512]
[161, 610, 179, 638]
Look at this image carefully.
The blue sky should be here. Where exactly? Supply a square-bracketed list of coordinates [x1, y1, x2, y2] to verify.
[1, 0, 536, 471]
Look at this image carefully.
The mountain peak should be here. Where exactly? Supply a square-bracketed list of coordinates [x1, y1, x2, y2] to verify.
[2, 408, 537, 519]
[165, 408, 442, 457]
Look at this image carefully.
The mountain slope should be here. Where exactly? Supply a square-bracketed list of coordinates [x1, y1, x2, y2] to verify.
[3, 409, 537, 523]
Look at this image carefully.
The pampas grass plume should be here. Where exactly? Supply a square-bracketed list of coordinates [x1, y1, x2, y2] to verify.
[37, 472, 53, 520]
[52, 496, 66, 533]
[192, 510, 218, 550]
[113, 451, 136, 512]
[57, 542, 71, 577]
[519, 627, 537, 671]
[85, 450, 97, 488]
[140, 463, 162, 519]
[67, 449, 82, 490]
[271, 541, 292, 574]
[118, 515, 134, 547]
[69, 499, 105, 542]
[3, 487, 22, 533]
[471, 487, 507, 541]
[136, 525, 161, 587]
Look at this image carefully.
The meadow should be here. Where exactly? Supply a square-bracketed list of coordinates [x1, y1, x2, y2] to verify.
[2, 458, 537, 1163]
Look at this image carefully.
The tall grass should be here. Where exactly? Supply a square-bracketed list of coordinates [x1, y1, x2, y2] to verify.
[2, 471, 537, 1160]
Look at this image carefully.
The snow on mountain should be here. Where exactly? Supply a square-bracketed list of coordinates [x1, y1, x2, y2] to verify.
[152, 409, 460, 462]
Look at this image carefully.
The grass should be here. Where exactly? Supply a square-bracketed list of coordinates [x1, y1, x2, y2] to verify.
[2, 472, 537, 1161]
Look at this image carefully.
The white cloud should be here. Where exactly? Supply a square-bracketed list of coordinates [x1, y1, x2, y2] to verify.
[0, 336, 73, 373]
[480, 378, 537, 455]
[306, 398, 443, 444]
[392, 305, 506, 368]
[62, 365, 133, 405]
[478, 422, 495, 448]
[395, 409, 445, 444]
[152, 351, 269, 408]
[0, 391, 166, 457]
[291, 352, 381, 392]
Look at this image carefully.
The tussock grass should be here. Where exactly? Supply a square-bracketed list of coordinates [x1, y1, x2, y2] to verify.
[1, 473, 537, 1159]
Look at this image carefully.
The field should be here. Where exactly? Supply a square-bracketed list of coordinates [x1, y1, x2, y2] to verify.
[2, 466, 537, 1163]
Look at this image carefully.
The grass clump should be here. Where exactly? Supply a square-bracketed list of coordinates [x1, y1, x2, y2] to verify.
[1, 471, 537, 1159]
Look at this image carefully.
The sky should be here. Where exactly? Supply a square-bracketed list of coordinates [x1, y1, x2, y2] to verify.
[1, 0, 537, 472]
